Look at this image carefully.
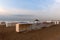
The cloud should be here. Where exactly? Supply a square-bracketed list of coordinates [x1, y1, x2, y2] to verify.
[0, 7, 41, 15]
[0, 6, 47, 15]
[43, 0, 60, 20]
[0, 0, 55, 16]
[55, 0, 60, 3]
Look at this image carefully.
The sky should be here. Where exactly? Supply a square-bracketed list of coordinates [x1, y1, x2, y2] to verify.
[0, 0, 60, 20]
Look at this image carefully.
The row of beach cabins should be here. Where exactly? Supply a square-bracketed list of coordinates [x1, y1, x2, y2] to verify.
[0, 20, 60, 33]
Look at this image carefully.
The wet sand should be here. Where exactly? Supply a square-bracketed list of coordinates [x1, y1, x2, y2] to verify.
[0, 24, 60, 40]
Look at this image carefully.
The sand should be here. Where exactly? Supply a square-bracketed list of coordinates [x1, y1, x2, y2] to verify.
[0, 24, 60, 40]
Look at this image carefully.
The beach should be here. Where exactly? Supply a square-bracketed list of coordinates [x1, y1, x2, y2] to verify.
[0, 24, 60, 40]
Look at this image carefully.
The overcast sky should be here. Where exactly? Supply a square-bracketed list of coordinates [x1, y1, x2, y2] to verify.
[0, 0, 60, 20]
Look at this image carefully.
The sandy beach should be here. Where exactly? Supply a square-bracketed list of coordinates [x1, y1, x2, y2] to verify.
[0, 24, 60, 40]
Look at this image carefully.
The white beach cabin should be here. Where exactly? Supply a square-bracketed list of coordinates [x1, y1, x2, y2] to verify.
[6, 22, 17, 27]
[16, 23, 32, 32]
[53, 21, 60, 24]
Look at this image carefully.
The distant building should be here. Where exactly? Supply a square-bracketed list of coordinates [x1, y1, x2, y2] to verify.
[51, 20, 60, 24]
[0, 22, 6, 27]
[34, 19, 39, 23]
[0, 22, 6, 25]
[54, 21, 59, 24]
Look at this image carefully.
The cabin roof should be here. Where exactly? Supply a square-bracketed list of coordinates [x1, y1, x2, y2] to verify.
[34, 19, 39, 21]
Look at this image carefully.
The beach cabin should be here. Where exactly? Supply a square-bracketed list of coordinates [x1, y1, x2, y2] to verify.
[34, 19, 40, 24]
[16, 23, 32, 32]
[0, 22, 6, 27]
[0, 22, 5, 24]
[42, 21, 55, 27]
[52, 21, 60, 24]
[6, 22, 17, 27]
[55, 21, 59, 24]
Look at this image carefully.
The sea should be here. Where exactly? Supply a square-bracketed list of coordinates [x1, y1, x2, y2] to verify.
[0, 15, 37, 23]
